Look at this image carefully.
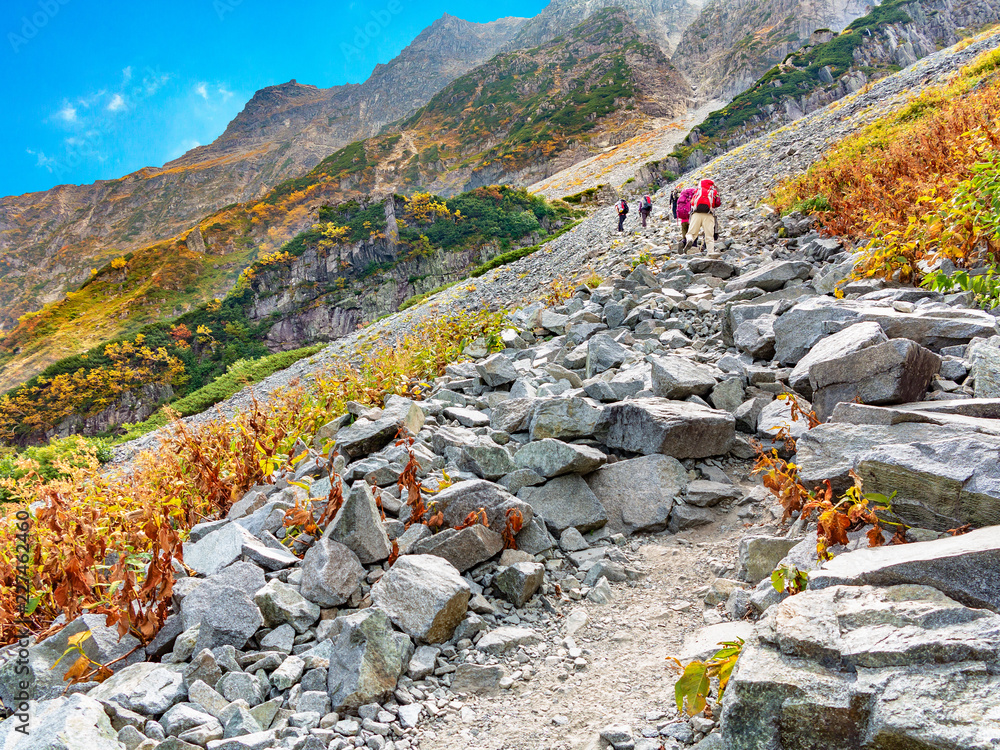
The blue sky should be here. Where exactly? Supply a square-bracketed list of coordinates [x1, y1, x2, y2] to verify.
[1, 0, 548, 197]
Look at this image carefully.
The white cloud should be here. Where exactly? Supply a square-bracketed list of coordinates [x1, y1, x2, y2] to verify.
[143, 71, 170, 96]
[122, 65, 132, 82]
[195, 82, 209, 99]
[107, 93, 126, 112]
[217, 84, 233, 101]
[27, 148, 58, 172]
[56, 103, 77, 123]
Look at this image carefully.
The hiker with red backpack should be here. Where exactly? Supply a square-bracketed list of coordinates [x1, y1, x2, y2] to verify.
[615, 197, 629, 232]
[638, 194, 653, 227]
[684, 179, 721, 253]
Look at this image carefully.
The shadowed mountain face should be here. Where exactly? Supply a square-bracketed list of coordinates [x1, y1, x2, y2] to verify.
[0, 13, 526, 330]
[672, 0, 876, 99]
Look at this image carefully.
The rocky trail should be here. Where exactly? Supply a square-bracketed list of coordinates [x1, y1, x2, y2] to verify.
[7, 28, 1000, 750]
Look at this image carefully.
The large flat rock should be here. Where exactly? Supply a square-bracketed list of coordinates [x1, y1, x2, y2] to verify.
[810, 525, 1000, 612]
[584, 454, 688, 535]
[599, 398, 735, 458]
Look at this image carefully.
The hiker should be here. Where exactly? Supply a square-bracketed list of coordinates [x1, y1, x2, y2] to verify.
[685, 179, 721, 253]
[638, 194, 653, 227]
[674, 185, 696, 247]
[616, 197, 629, 232]
[669, 187, 680, 220]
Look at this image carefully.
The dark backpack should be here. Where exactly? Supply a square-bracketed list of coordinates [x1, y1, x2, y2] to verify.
[642, 196, 653, 210]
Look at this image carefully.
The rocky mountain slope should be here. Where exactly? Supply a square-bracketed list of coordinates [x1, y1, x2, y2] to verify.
[3, 23, 1000, 750]
[508, 0, 704, 54]
[0, 9, 687, 394]
[668, 0, 1000, 169]
[0, 13, 526, 330]
[672, 0, 876, 98]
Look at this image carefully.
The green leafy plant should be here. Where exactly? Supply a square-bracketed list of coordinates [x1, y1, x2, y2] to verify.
[669, 639, 744, 716]
[922, 267, 1000, 310]
[771, 564, 809, 595]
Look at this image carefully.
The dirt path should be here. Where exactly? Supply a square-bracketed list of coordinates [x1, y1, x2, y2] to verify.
[419, 507, 766, 750]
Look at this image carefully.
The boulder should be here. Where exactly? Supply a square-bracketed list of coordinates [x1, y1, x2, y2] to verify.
[300, 538, 365, 607]
[528, 397, 604, 441]
[335, 397, 425, 458]
[489, 398, 535, 433]
[512, 438, 607, 478]
[493, 562, 544, 607]
[668, 503, 715, 533]
[737, 536, 802, 584]
[475, 353, 518, 387]
[182, 522, 247, 576]
[720, 585, 1000, 750]
[585, 454, 688, 535]
[734, 315, 777, 359]
[586, 334, 629, 378]
[856, 433, 1000, 531]
[475, 627, 542, 654]
[88, 661, 187, 715]
[253, 579, 320, 634]
[180, 582, 263, 653]
[518, 474, 608, 534]
[411, 525, 504, 572]
[809, 525, 1000, 612]
[0, 694, 122, 749]
[326, 608, 413, 712]
[649, 355, 718, 399]
[370, 554, 470, 643]
[809, 338, 941, 421]
[788, 321, 887, 396]
[599, 399, 735, 458]
[457, 437, 517, 480]
[322, 481, 392, 564]
[431, 479, 533, 533]
[710, 377, 745, 413]
[685, 480, 741, 508]
[727, 261, 812, 292]
[970, 341, 1000, 398]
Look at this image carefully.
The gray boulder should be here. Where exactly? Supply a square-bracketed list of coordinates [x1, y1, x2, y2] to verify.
[809, 525, 1000, 612]
[489, 398, 534, 433]
[432, 479, 533, 533]
[650, 355, 718, 399]
[322, 481, 392, 564]
[411, 525, 504, 572]
[970, 341, 1000, 398]
[737, 536, 802, 584]
[513, 438, 606, 478]
[856, 433, 1000, 531]
[180, 582, 263, 652]
[668, 503, 715, 533]
[720, 585, 1000, 750]
[585, 454, 688, 535]
[599, 399, 735, 458]
[457, 437, 517, 480]
[450, 664, 506, 695]
[788, 321, 887, 396]
[326, 609, 413, 712]
[809, 338, 941, 421]
[727, 260, 812, 292]
[300, 538, 365, 607]
[0, 694, 122, 749]
[586, 334, 629, 378]
[370, 554, 470, 643]
[253, 579, 320, 634]
[493, 562, 544, 607]
[685, 480, 741, 508]
[335, 397, 425, 458]
[87, 661, 187, 715]
[518, 474, 608, 534]
[734, 315, 777, 359]
[182, 522, 247, 576]
[528, 397, 604, 441]
[475, 353, 518, 387]
[710, 377, 745, 413]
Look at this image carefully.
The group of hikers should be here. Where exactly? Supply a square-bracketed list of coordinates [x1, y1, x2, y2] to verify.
[614, 178, 721, 253]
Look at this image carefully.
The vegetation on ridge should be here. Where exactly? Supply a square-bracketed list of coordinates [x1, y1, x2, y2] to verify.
[773, 46, 1000, 284]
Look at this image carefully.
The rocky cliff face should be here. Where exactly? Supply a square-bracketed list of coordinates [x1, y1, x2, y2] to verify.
[0, 14, 525, 330]
[673, 0, 875, 98]
[664, 0, 1000, 173]
[509, 0, 704, 54]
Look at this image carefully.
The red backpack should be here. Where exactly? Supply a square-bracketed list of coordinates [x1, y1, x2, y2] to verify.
[641, 195, 653, 210]
[693, 183, 719, 213]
